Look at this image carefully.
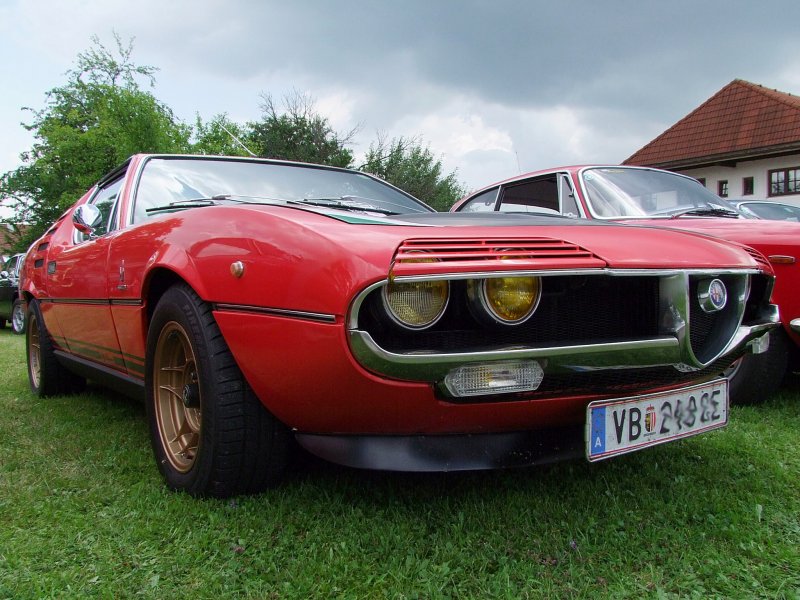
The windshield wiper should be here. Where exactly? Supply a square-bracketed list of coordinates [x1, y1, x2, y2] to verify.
[288, 196, 401, 215]
[145, 194, 246, 214]
[668, 206, 741, 219]
[146, 193, 414, 216]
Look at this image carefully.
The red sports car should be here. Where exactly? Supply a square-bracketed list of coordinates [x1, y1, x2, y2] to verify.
[21, 155, 778, 497]
[453, 165, 799, 405]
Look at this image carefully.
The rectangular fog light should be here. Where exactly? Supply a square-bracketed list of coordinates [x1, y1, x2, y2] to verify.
[443, 360, 544, 397]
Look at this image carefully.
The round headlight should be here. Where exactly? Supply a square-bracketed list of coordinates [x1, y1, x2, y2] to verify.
[479, 276, 542, 324]
[382, 260, 449, 330]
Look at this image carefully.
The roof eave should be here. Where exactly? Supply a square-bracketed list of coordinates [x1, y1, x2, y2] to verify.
[624, 141, 800, 170]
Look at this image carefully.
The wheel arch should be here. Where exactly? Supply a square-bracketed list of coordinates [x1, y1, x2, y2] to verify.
[143, 267, 196, 326]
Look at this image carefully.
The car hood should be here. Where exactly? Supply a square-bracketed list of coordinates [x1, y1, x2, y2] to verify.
[152, 204, 768, 279]
[295, 208, 767, 272]
[622, 216, 800, 258]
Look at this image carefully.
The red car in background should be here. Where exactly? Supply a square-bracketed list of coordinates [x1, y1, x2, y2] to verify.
[21, 155, 778, 497]
[453, 165, 799, 404]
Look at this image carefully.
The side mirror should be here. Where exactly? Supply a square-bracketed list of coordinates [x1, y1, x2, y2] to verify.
[73, 204, 103, 236]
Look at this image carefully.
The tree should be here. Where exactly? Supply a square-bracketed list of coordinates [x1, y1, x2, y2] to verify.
[360, 135, 466, 211]
[190, 113, 254, 157]
[248, 92, 355, 167]
[0, 34, 190, 250]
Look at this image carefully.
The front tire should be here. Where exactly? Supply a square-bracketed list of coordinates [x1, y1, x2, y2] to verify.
[726, 329, 789, 405]
[145, 284, 290, 497]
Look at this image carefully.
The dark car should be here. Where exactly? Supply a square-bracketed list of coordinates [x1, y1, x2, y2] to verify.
[20, 155, 778, 497]
[0, 252, 26, 334]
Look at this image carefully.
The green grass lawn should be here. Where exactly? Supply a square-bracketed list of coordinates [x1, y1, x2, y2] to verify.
[1, 329, 798, 599]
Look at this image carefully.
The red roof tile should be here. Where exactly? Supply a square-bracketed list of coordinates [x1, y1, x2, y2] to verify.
[623, 79, 800, 168]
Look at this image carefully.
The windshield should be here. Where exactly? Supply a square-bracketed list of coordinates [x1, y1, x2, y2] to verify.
[580, 167, 740, 219]
[132, 157, 433, 223]
[739, 202, 800, 221]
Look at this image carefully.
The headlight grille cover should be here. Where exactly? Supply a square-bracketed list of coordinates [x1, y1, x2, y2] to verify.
[480, 276, 542, 324]
[382, 278, 449, 330]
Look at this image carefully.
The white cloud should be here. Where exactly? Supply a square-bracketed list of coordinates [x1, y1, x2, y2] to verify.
[313, 90, 359, 134]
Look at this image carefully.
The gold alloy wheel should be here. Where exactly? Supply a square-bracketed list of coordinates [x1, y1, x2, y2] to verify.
[153, 321, 202, 473]
[28, 314, 41, 390]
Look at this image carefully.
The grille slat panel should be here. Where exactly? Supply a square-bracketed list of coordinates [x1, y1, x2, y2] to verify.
[392, 238, 607, 275]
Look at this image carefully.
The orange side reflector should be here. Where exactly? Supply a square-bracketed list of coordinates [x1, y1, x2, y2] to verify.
[768, 255, 796, 265]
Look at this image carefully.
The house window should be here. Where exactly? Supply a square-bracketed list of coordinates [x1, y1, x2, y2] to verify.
[718, 180, 728, 197]
[742, 176, 754, 196]
[696, 178, 706, 187]
[769, 167, 800, 196]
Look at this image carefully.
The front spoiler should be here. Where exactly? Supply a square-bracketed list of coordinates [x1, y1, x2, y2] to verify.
[295, 427, 584, 472]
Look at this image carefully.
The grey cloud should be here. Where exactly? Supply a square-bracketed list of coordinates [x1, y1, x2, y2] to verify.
[168, 1, 799, 114]
[3, 0, 800, 186]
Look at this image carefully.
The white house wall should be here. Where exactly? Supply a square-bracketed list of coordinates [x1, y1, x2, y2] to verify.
[676, 154, 800, 206]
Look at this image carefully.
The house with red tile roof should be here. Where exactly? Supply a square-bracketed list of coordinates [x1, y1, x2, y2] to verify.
[623, 79, 800, 205]
[1, 223, 29, 261]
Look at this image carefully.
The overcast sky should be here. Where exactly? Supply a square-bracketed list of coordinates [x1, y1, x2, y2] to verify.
[2, 0, 799, 194]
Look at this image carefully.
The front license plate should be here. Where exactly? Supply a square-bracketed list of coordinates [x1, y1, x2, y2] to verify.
[586, 378, 728, 461]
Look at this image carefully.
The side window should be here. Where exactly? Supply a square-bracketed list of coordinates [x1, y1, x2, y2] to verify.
[559, 174, 581, 218]
[75, 177, 124, 243]
[499, 176, 561, 214]
[460, 188, 499, 212]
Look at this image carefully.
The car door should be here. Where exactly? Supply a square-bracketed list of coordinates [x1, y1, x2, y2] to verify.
[45, 177, 126, 372]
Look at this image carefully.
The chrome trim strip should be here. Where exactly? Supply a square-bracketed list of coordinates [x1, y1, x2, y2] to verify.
[348, 330, 682, 381]
[44, 298, 110, 306]
[348, 319, 779, 383]
[110, 299, 143, 306]
[38, 297, 143, 307]
[214, 303, 337, 324]
[386, 267, 762, 285]
[718, 308, 780, 355]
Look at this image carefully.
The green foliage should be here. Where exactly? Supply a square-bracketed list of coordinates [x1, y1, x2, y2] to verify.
[190, 113, 254, 157]
[0, 34, 190, 250]
[360, 135, 466, 211]
[248, 92, 355, 167]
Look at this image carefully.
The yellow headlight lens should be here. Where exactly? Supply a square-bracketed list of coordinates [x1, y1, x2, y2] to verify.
[383, 258, 449, 329]
[483, 276, 541, 323]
